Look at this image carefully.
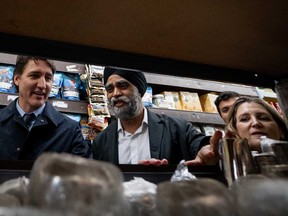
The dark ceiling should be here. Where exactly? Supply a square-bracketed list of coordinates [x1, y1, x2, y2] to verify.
[0, 1, 287, 87]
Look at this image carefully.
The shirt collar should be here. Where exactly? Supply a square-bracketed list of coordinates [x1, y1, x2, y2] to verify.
[16, 99, 46, 117]
[117, 107, 149, 133]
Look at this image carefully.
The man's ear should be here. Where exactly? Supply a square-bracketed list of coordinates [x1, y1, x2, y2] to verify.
[13, 75, 19, 87]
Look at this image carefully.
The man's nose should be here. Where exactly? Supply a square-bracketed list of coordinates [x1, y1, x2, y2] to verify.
[113, 87, 122, 96]
[37, 77, 46, 88]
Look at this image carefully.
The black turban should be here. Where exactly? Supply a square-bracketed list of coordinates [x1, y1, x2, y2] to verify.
[103, 67, 147, 97]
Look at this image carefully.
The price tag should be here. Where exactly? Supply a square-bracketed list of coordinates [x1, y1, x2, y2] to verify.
[7, 95, 18, 102]
[52, 100, 68, 108]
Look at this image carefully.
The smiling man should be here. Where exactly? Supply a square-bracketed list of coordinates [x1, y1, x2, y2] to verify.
[0, 56, 90, 160]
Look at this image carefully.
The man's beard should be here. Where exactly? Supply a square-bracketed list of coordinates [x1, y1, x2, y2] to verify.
[108, 90, 141, 119]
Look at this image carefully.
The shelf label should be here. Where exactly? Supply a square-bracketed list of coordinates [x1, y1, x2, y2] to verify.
[52, 100, 68, 109]
[66, 65, 80, 72]
[7, 95, 18, 102]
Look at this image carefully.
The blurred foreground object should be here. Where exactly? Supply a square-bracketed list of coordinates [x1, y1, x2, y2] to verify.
[26, 153, 127, 216]
[156, 178, 233, 216]
[231, 178, 288, 216]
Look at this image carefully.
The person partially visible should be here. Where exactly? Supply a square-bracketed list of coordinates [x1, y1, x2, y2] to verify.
[214, 91, 240, 124]
[91, 67, 221, 165]
[186, 96, 288, 165]
[0, 56, 90, 160]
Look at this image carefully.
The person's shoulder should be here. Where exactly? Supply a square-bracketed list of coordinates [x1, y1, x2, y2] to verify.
[0, 101, 16, 121]
[94, 121, 117, 141]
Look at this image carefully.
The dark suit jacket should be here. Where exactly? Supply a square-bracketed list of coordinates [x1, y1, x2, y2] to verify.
[92, 109, 210, 164]
[0, 99, 90, 160]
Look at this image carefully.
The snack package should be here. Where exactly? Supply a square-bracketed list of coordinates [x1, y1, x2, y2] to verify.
[49, 72, 63, 99]
[61, 73, 82, 100]
[0, 65, 15, 93]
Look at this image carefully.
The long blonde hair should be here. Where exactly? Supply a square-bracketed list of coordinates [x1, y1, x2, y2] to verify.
[227, 96, 288, 140]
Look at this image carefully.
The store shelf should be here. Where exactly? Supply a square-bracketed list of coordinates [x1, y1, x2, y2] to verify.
[148, 107, 225, 126]
[0, 92, 88, 115]
[0, 53, 85, 74]
[144, 72, 259, 97]
[49, 99, 88, 115]
[256, 87, 278, 102]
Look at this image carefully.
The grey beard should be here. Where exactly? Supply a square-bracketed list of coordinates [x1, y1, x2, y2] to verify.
[108, 93, 141, 119]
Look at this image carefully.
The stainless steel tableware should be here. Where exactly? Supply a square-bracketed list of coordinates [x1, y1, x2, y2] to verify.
[219, 138, 258, 186]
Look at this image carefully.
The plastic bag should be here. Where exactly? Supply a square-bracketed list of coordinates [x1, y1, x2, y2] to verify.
[170, 160, 196, 182]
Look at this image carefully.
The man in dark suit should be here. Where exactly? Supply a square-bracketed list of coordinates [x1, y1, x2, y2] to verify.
[92, 67, 222, 165]
[0, 56, 90, 160]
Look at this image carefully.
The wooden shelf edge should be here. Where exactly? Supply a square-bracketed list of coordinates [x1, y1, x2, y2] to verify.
[144, 72, 259, 97]
[0, 53, 85, 74]
[147, 107, 225, 125]
[0, 92, 88, 115]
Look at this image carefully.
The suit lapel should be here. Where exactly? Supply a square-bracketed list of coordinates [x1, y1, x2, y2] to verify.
[147, 110, 164, 159]
[106, 122, 119, 164]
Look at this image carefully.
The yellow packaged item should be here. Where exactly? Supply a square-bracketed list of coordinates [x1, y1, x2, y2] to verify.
[162, 91, 176, 109]
[171, 91, 182, 110]
[199, 93, 218, 113]
[179, 91, 202, 112]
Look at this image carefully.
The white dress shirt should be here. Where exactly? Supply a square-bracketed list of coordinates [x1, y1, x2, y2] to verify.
[118, 108, 151, 164]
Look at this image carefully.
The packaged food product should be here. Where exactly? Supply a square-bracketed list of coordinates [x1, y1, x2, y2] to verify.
[171, 91, 182, 110]
[179, 91, 202, 111]
[152, 94, 174, 109]
[162, 91, 176, 109]
[49, 72, 63, 99]
[152, 94, 164, 107]
[199, 93, 218, 113]
[0, 65, 15, 93]
[142, 86, 153, 107]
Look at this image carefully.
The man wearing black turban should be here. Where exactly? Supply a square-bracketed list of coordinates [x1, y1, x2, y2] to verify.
[92, 67, 222, 165]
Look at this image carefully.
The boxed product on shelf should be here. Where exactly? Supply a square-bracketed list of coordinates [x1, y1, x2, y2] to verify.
[179, 91, 203, 112]
[199, 93, 218, 113]
[171, 91, 182, 110]
[152, 94, 174, 109]
[0, 65, 16, 93]
[142, 86, 153, 107]
[161, 91, 176, 109]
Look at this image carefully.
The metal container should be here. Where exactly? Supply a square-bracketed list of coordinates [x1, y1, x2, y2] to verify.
[219, 138, 258, 186]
